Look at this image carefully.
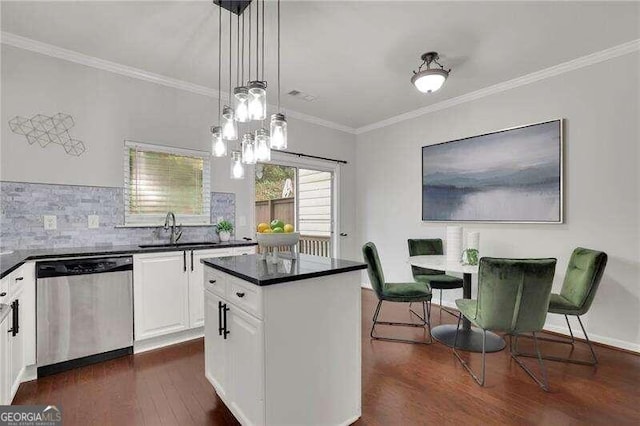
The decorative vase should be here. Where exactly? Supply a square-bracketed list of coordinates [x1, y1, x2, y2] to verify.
[462, 248, 479, 266]
[219, 231, 231, 242]
[446, 226, 463, 263]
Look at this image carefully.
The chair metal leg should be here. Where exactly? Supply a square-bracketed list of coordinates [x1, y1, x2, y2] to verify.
[511, 332, 550, 391]
[452, 314, 486, 386]
[434, 289, 460, 318]
[515, 315, 598, 366]
[372, 299, 433, 345]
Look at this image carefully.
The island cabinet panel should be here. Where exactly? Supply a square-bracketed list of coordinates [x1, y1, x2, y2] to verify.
[227, 305, 265, 426]
[203, 264, 362, 426]
[204, 290, 230, 401]
[134, 252, 190, 340]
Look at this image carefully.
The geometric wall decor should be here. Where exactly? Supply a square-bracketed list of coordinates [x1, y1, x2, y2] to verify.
[8, 113, 86, 156]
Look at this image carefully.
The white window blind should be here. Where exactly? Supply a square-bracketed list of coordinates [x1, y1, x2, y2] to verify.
[124, 141, 211, 225]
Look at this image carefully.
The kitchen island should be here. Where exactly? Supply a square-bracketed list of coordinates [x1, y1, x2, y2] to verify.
[201, 254, 367, 426]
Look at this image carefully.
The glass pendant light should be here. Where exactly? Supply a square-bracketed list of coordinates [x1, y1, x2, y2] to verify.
[248, 81, 267, 120]
[230, 150, 245, 179]
[270, 0, 287, 149]
[241, 133, 257, 164]
[211, 4, 227, 157]
[211, 126, 227, 157]
[234, 86, 250, 122]
[270, 113, 287, 149]
[255, 128, 270, 161]
[221, 106, 238, 140]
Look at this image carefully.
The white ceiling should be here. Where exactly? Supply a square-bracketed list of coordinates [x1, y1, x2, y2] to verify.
[2, 1, 639, 129]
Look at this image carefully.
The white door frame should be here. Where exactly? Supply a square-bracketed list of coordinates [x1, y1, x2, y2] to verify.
[258, 151, 341, 258]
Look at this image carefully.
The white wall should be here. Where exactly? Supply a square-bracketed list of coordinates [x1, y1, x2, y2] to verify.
[1, 46, 358, 258]
[355, 52, 640, 351]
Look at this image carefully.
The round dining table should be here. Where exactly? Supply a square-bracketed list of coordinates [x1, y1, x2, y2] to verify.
[407, 255, 506, 353]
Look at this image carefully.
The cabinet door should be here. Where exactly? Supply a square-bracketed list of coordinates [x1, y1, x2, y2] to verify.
[204, 290, 229, 401]
[189, 249, 233, 328]
[0, 315, 9, 405]
[133, 252, 189, 340]
[227, 305, 265, 426]
[14, 263, 35, 366]
[9, 286, 24, 401]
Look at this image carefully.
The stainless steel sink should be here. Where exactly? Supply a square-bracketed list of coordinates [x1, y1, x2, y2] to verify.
[138, 241, 219, 249]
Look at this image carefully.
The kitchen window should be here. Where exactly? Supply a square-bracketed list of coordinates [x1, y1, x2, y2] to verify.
[124, 141, 211, 225]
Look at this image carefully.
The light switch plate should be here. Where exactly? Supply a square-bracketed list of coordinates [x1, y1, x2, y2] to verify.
[239, 216, 247, 226]
[88, 215, 99, 229]
[43, 215, 57, 230]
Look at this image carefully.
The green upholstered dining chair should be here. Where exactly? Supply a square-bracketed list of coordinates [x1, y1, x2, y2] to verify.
[516, 247, 607, 366]
[408, 239, 463, 317]
[362, 242, 433, 344]
[453, 257, 557, 391]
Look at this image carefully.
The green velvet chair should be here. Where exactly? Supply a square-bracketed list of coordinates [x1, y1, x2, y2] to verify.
[362, 242, 433, 344]
[516, 247, 607, 366]
[453, 257, 556, 390]
[408, 239, 463, 316]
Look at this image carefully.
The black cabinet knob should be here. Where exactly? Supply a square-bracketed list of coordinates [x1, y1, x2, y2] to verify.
[236, 292, 245, 298]
[14, 277, 23, 281]
[209, 279, 216, 284]
[0, 292, 6, 297]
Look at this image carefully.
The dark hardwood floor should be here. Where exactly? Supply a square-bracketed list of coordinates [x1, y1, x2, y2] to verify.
[14, 289, 640, 425]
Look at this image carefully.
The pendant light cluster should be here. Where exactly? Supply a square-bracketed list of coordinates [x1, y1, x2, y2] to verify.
[211, 0, 287, 180]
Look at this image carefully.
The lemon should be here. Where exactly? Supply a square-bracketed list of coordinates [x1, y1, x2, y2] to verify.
[257, 222, 270, 233]
[284, 224, 294, 233]
[262, 228, 273, 233]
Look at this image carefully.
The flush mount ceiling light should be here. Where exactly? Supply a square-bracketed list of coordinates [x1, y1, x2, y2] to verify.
[411, 51, 451, 93]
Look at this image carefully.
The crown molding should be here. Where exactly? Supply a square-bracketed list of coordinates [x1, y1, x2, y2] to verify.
[356, 38, 640, 135]
[0, 31, 357, 135]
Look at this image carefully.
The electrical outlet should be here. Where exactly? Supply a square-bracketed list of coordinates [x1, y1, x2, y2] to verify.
[239, 216, 247, 226]
[43, 215, 57, 230]
[88, 215, 99, 229]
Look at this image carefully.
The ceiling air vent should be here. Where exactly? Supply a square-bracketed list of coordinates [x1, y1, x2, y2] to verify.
[287, 90, 317, 102]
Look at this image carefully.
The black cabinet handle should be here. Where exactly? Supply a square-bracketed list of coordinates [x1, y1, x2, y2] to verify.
[8, 299, 19, 336]
[14, 277, 23, 281]
[190, 250, 194, 271]
[242, 253, 248, 255]
[218, 301, 224, 336]
[209, 279, 217, 284]
[183, 251, 187, 272]
[223, 304, 230, 339]
[236, 292, 245, 298]
[340, 233, 348, 237]
[0, 292, 6, 297]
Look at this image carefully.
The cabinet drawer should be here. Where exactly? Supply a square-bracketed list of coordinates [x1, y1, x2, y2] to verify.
[227, 276, 263, 319]
[233, 246, 257, 256]
[204, 268, 227, 298]
[0, 273, 11, 304]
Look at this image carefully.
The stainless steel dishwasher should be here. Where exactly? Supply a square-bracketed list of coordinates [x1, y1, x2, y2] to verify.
[36, 256, 133, 376]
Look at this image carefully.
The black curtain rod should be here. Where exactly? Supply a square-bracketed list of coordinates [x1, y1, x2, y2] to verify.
[271, 149, 348, 164]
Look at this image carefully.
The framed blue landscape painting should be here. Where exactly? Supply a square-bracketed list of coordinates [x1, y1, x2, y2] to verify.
[422, 119, 563, 223]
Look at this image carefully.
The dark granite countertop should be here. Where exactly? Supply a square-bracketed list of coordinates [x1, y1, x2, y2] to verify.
[0, 240, 257, 279]
[201, 254, 367, 286]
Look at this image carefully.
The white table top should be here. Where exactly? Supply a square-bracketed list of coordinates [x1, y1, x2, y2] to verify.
[407, 255, 479, 274]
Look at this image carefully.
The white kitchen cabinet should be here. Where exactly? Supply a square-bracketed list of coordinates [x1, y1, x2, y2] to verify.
[190, 248, 233, 328]
[233, 246, 257, 256]
[0, 263, 35, 404]
[204, 290, 229, 401]
[133, 251, 190, 340]
[0, 305, 10, 405]
[134, 246, 256, 341]
[8, 280, 24, 399]
[226, 305, 264, 426]
[203, 265, 361, 426]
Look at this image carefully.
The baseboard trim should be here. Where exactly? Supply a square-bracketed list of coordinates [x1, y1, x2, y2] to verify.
[134, 327, 204, 354]
[360, 285, 640, 354]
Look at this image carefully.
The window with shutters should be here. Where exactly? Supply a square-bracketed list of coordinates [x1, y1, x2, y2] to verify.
[124, 141, 211, 225]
